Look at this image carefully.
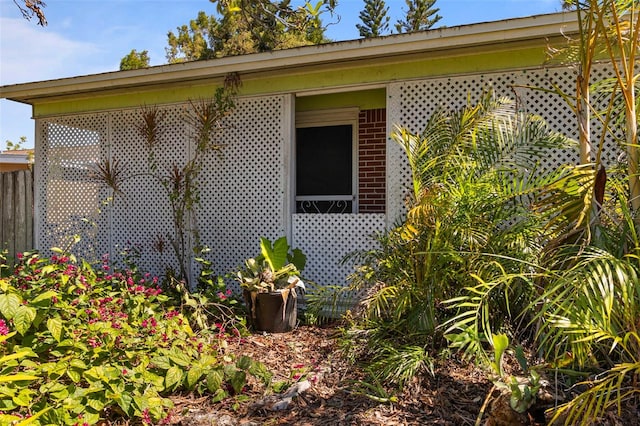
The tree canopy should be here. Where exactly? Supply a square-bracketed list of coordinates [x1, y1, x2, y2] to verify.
[121, 0, 448, 65]
[395, 0, 442, 33]
[119, 49, 150, 71]
[356, 0, 391, 38]
[4, 136, 28, 151]
[165, 0, 336, 63]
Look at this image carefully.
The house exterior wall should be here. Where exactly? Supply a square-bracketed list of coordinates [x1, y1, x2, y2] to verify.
[31, 60, 621, 291]
[35, 95, 292, 287]
[22, 13, 615, 292]
[32, 93, 390, 290]
[33, 64, 617, 289]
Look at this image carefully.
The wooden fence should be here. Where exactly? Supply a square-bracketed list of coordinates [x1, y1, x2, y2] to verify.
[0, 170, 34, 260]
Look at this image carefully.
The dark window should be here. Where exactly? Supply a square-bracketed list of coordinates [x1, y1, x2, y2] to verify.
[296, 125, 353, 213]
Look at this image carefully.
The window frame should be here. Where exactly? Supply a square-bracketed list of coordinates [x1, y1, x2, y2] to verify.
[294, 108, 359, 214]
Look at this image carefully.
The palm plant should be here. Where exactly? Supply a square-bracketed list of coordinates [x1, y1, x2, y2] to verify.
[548, 0, 640, 230]
[447, 165, 640, 424]
[344, 93, 572, 385]
[531, 174, 640, 424]
[442, 2, 640, 421]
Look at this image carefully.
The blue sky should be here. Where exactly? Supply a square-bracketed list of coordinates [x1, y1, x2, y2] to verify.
[0, 0, 562, 149]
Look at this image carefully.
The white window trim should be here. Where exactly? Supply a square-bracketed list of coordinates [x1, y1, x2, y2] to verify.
[295, 107, 359, 213]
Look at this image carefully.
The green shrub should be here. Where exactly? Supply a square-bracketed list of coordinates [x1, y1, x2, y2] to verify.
[341, 94, 570, 387]
[0, 249, 268, 425]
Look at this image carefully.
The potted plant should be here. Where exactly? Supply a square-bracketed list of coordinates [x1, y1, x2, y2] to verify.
[236, 236, 306, 333]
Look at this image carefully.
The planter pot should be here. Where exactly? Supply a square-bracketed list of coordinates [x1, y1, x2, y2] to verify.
[243, 289, 297, 333]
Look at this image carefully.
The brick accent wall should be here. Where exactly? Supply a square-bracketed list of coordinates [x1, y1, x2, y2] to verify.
[358, 109, 386, 213]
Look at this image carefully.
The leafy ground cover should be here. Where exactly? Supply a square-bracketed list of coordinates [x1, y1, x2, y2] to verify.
[0, 250, 269, 425]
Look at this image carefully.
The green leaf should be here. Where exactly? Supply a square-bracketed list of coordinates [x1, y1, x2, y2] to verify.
[0, 374, 39, 383]
[237, 355, 252, 371]
[40, 381, 66, 393]
[12, 389, 34, 406]
[13, 305, 36, 335]
[223, 363, 236, 377]
[164, 366, 182, 390]
[40, 264, 57, 275]
[198, 354, 217, 368]
[206, 369, 223, 393]
[108, 391, 133, 415]
[248, 361, 272, 384]
[83, 366, 103, 383]
[103, 366, 120, 381]
[0, 348, 35, 365]
[288, 248, 306, 271]
[86, 396, 106, 412]
[0, 331, 16, 346]
[66, 368, 82, 383]
[79, 410, 100, 425]
[109, 378, 125, 394]
[150, 356, 172, 370]
[0, 397, 17, 410]
[30, 290, 59, 305]
[272, 380, 289, 393]
[168, 350, 191, 367]
[0, 386, 17, 398]
[47, 317, 63, 342]
[260, 236, 289, 271]
[141, 370, 165, 390]
[0, 415, 21, 424]
[230, 370, 246, 394]
[49, 360, 68, 379]
[15, 407, 52, 426]
[0, 293, 22, 319]
[49, 386, 69, 400]
[69, 359, 87, 370]
[491, 333, 509, 378]
[211, 388, 227, 403]
[514, 345, 528, 374]
[187, 366, 204, 389]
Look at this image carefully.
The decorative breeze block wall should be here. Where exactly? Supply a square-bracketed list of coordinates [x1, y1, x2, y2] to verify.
[386, 63, 621, 224]
[36, 95, 290, 285]
[197, 95, 289, 285]
[291, 213, 386, 288]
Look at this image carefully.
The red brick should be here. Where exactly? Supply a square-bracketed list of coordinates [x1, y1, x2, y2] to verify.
[358, 108, 386, 213]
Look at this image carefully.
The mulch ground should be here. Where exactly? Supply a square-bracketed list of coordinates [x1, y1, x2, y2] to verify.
[158, 324, 640, 426]
[164, 325, 507, 425]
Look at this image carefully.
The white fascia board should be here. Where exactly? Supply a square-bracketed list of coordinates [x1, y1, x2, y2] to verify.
[0, 12, 577, 104]
[0, 153, 31, 164]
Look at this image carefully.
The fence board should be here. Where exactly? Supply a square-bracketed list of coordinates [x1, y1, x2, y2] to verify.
[0, 170, 34, 260]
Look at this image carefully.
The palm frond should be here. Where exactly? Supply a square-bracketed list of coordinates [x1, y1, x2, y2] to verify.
[535, 244, 640, 367]
[368, 344, 435, 387]
[550, 356, 640, 426]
